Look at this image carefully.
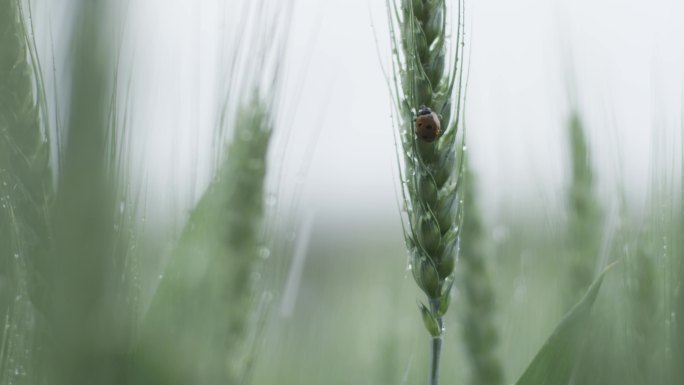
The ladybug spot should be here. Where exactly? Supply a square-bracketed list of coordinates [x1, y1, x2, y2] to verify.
[426, 125, 433, 130]
[417, 123, 422, 127]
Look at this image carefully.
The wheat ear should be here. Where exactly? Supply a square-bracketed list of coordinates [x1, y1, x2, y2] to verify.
[460, 164, 503, 385]
[566, 112, 601, 307]
[387, 1, 467, 384]
[0, 1, 52, 384]
[132, 98, 272, 385]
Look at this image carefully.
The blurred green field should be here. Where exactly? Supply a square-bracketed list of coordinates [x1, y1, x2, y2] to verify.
[250, 205, 680, 385]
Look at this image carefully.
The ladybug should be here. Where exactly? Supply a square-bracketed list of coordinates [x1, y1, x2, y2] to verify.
[415, 106, 441, 142]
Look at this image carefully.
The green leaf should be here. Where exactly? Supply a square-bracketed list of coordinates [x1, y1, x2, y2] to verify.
[514, 262, 617, 385]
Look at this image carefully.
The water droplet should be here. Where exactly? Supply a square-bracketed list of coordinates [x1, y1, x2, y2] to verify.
[258, 247, 271, 259]
[251, 272, 262, 282]
[119, 201, 125, 213]
[462, 145, 467, 151]
[158, 274, 164, 280]
[13, 253, 18, 259]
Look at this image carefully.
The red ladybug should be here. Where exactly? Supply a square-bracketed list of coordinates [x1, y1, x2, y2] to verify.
[415, 106, 441, 142]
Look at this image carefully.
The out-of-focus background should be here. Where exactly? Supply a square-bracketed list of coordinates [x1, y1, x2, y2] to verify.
[95, 0, 684, 220]
[4, 0, 684, 384]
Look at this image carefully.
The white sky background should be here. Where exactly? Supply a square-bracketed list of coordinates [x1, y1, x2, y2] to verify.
[34, 0, 684, 227]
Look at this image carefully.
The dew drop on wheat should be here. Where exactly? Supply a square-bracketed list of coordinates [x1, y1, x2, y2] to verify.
[258, 246, 271, 260]
[13, 253, 18, 259]
[251, 272, 262, 283]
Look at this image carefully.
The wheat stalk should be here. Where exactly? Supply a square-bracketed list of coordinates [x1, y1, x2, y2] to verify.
[386, 0, 467, 384]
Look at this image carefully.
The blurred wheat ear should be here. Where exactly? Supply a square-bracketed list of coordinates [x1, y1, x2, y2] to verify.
[459, 163, 503, 385]
[675, 181, 684, 383]
[2, 1, 135, 384]
[0, 1, 52, 384]
[564, 111, 602, 307]
[47, 1, 136, 384]
[130, 96, 273, 385]
[387, 0, 467, 384]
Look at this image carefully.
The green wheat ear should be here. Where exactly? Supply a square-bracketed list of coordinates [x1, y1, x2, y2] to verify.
[46, 1, 137, 384]
[459, 163, 503, 385]
[387, 0, 467, 384]
[0, 1, 52, 384]
[565, 111, 602, 307]
[131, 96, 272, 385]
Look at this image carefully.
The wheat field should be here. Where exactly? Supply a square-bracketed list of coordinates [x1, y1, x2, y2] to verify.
[1, 1, 683, 385]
